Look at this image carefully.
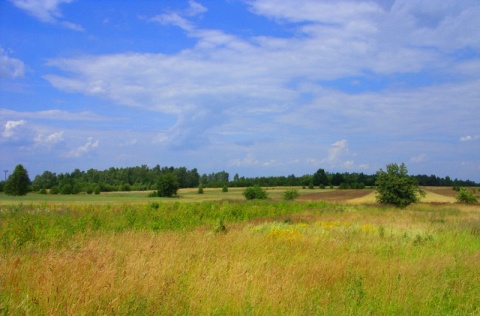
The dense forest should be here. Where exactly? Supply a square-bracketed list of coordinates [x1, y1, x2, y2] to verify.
[0, 164, 477, 195]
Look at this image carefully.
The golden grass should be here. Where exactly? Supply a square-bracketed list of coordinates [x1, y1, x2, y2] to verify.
[347, 191, 377, 204]
[2, 204, 479, 315]
[347, 187, 460, 204]
[421, 189, 456, 203]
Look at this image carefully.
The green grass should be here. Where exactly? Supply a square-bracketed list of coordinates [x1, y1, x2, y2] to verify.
[1, 195, 479, 315]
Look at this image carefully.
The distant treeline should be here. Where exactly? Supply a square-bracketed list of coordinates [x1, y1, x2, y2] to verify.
[15, 165, 478, 194]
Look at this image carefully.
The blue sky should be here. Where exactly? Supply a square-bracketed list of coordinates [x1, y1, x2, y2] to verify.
[1, 0, 479, 181]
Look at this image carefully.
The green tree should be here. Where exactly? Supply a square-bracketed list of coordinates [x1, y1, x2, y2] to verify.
[198, 184, 204, 194]
[375, 163, 425, 208]
[4, 164, 31, 196]
[313, 168, 328, 186]
[156, 173, 179, 197]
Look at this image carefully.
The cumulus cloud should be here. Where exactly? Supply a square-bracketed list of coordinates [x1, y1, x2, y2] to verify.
[0, 48, 25, 79]
[2, 120, 26, 138]
[10, 0, 83, 30]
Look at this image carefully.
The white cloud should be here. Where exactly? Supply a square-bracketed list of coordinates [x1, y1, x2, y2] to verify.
[10, 0, 83, 31]
[246, 0, 381, 23]
[327, 140, 349, 163]
[186, 0, 207, 16]
[34, 131, 64, 146]
[35, 0, 479, 180]
[460, 135, 479, 142]
[150, 0, 206, 31]
[229, 153, 260, 167]
[60, 21, 84, 32]
[410, 154, 427, 163]
[0, 48, 25, 79]
[65, 137, 99, 158]
[10, 0, 73, 22]
[2, 120, 26, 138]
[0, 108, 118, 121]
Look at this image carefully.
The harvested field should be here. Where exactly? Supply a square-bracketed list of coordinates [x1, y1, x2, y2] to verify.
[423, 186, 458, 198]
[297, 189, 374, 203]
[296, 187, 477, 204]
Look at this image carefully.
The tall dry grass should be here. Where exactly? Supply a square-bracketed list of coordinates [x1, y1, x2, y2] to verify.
[2, 201, 479, 315]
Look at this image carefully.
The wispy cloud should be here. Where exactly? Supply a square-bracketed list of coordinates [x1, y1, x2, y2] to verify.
[65, 137, 99, 158]
[460, 135, 479, 142]
[410, 154, 427, 163]
[4, 0, 478, 180]
[10, 0, 83, 31]
[0, 48, 25, 79]
[0, 109, 118, 121]
[34, 131, 64, 147]
[229, 153, 260, 167]
[327, 140, 349, 164]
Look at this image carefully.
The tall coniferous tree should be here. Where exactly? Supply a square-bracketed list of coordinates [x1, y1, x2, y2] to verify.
[4, 164, 31, 196]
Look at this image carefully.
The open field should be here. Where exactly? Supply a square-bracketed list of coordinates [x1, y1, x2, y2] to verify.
[1, 187, 479, 315]
[1, 185, 476, 205]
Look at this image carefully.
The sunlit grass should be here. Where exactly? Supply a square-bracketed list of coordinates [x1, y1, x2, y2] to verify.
[1, 192, 479, 315]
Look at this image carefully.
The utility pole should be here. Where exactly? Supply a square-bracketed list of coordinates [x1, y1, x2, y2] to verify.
[3, 170, 8, 181]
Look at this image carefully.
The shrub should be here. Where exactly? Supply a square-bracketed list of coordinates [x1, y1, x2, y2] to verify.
[222, 185, 228, 193]
[198, 184, 204, 194]
[243, 185, 268, 200]
[456, 187, 478, 203]
[283, 189, 299, 201]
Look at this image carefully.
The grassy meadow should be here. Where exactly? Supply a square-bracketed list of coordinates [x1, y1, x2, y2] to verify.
[1, 187, 479, 315]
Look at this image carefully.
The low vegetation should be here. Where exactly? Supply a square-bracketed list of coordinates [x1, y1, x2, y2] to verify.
[1, 163, 478, 314]
[243, 185, 269, 200]
[456, 187, 478, 203]
[1, 187, 479, 315]
[283, 188, 300, 201]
